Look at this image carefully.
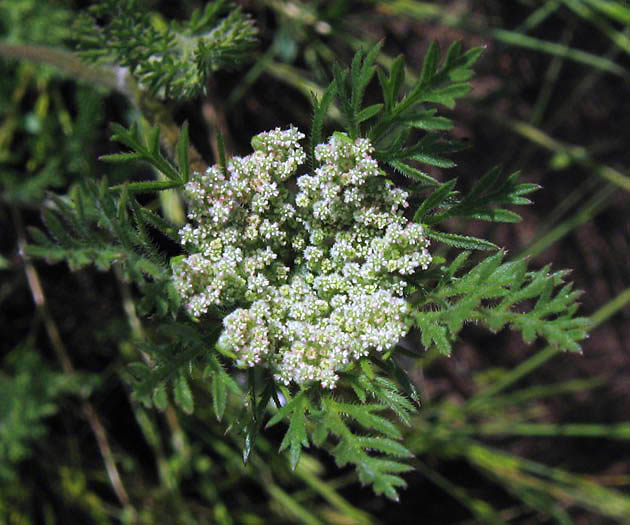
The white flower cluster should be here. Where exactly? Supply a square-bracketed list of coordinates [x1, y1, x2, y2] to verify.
[173, 127, 432, 388]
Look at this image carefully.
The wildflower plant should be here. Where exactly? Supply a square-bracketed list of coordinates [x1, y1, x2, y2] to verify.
[27, 36, 589, 500]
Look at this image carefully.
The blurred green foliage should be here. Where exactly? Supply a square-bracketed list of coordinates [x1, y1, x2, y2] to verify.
[0, 348, 92, 482]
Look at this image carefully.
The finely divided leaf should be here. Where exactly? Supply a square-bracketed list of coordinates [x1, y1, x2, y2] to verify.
[413, 253, 588, 357]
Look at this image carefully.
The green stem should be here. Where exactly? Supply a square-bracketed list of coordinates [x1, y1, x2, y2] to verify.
[0, 43, 126, 93]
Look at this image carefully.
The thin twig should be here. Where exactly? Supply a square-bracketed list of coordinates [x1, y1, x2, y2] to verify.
[0, 43, 125, 93]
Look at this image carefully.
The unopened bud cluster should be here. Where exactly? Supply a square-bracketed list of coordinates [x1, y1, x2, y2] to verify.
[173, 127, 432, 388]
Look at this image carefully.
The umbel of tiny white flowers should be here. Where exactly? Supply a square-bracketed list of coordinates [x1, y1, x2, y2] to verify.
[172, 126, 432, 388]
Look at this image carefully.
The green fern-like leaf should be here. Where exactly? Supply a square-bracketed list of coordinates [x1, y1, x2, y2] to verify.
[266, 372, 417, 500]
[27, 179, 172, 284]
[424, 168, 541, 225]
[104, 122, 185, 186]
[267, 390, 310, 470]
[204, 355, 240, 421]
[320, 396, 414, 501]
[309, 79, 337, 162]
[413, 252, 589, 354]
[74, 0, 257, 99]
[370, 41, 482, 145]
[357, 373, 417, 425]
[127, 322, 225, 411]
[173, 373, 194, 415]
